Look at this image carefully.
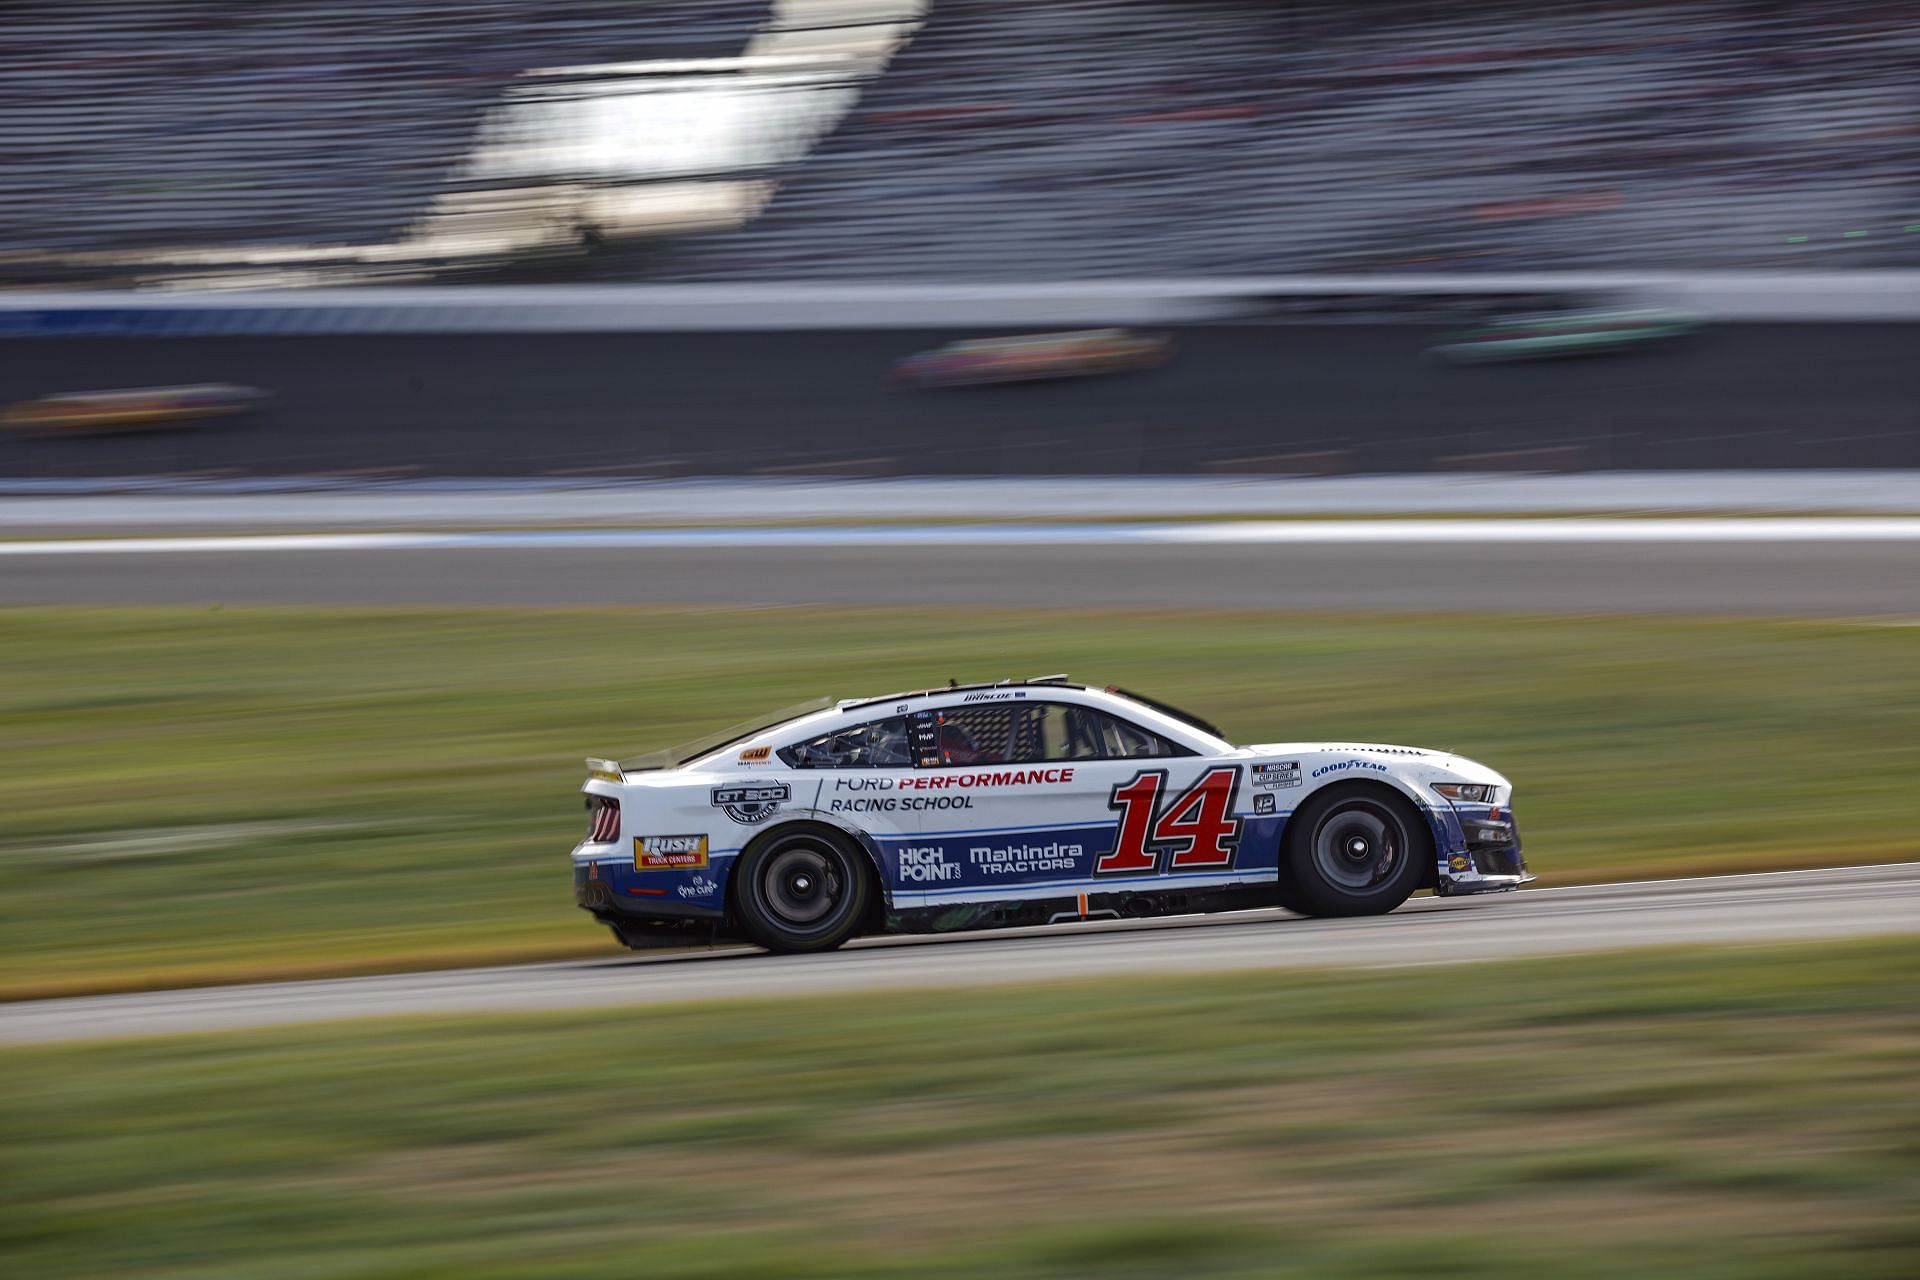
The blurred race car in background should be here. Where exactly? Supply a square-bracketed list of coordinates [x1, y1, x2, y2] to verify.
[574, 676, 1526, 954]
[2, 383, 271, 434]
[1430, 307, 1700, 363]
[892, 328, 1171, 387]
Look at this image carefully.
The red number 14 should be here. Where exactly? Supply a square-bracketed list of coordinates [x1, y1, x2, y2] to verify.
[1098, 766, 1243, 875]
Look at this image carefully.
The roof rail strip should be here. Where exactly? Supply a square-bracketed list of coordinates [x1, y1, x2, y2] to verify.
[839, 677, 1087, 714]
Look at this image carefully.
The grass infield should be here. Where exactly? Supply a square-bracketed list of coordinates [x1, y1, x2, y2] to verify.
[1, 606, 1915, 998]
[3, 938, 1918, 1278]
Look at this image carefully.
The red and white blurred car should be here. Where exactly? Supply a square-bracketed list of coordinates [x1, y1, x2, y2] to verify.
[1, 383, 270, 434]
[892, 329, 1171, 388]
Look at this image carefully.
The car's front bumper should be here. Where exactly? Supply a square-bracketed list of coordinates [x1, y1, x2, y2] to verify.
[1432, 798, 1531, 896]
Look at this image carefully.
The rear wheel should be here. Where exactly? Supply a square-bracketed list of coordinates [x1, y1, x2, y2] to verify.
[1278, 788, 1428, 917]
[733, 825, 871, 953]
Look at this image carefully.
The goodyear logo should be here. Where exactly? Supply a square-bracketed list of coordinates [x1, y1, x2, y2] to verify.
[635, 834, 709, 870]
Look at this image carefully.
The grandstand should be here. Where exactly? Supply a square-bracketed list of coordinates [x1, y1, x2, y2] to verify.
[0, 0, 771, 272]
[2, 0, 1916, 283]
[670, 0, 1920, 277]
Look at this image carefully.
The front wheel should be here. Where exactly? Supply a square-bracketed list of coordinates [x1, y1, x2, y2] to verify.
[1278, 788, 1428, 918]
[733, 826, 872, 953]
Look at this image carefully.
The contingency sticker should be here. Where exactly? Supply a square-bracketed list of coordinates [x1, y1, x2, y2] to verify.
[635, 834, 710, 870]
[1251, 761, 1302, 789]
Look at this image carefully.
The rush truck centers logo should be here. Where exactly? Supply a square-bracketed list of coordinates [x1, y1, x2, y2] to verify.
[635, 834, 710, 870]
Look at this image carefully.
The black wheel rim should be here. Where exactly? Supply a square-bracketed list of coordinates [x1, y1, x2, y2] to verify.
[1311, 802, 1403, 891]
[760, 843, 842, 927]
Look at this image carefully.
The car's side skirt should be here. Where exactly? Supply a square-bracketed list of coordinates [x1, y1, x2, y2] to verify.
[885, 880, 1283, 935]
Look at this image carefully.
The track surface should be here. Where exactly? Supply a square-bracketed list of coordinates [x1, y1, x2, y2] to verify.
[5, 537, 1918, 612]
[5, 864, 1917, 1044]
[3, 324, 1917, 476]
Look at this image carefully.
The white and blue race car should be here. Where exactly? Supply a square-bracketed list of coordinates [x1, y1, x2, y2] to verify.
[574, 678, 1528, 953]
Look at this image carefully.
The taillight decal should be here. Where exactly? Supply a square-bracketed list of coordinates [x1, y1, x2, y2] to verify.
[587, 797, 621, 843]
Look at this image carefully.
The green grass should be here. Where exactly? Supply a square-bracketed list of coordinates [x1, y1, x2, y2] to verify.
[4, 939, 1919, 1278]
[1, 607, 1916, 997]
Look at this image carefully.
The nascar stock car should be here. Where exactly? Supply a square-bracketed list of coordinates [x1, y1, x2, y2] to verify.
[1, 383, 270, 434]
[1429, 306, 1700, 363]
[574, 678, 1528, 953]
[890, 328, 1171, 388]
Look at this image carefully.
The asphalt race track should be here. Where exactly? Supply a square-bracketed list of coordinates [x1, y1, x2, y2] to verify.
[4, 533, 1919, 612]
[3, 323, 1918, 476]
[4, 864, 1916, 1044]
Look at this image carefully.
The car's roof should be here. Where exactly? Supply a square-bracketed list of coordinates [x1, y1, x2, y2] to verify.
[675, 678, 1232, 766]
[840, 677, 1220, 735]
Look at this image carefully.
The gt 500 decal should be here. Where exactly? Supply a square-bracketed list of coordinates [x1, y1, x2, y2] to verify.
[1098, 767, 1243, 875]
[711, 782, 790, 824]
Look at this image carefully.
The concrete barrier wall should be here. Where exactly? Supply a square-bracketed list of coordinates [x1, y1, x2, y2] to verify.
[4, 272, 1920, 335]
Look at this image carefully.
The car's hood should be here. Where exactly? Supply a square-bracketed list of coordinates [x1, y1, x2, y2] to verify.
[1243, 741, 1440, 759]
[1240, 742, 1509, 789]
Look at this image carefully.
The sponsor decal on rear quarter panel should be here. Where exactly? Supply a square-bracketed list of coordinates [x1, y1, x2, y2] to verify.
[635, 834, 710, 870]
[712, 782, 791, 824]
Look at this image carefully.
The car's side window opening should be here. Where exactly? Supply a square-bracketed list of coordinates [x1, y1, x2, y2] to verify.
[780, 716, 911, 768]
[928, 703, 1187, 765]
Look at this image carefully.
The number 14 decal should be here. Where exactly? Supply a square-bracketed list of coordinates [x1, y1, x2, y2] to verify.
[1097, 766, 1243, 875]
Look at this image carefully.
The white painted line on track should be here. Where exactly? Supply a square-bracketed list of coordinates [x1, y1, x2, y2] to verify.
[1152, 518, 1920, 543]
[5, 518, 1920, 556]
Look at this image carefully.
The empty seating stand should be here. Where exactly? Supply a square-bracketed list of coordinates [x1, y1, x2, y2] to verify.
[666, 0, 1920, 279]
[0, 0, 766, 256]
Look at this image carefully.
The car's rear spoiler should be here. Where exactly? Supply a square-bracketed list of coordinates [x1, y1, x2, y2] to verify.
[585, 758, 624, 783]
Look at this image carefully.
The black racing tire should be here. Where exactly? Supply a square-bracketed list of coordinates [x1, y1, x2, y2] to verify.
[733, 825, 872, 954]
[1278, 786, 1429, 918]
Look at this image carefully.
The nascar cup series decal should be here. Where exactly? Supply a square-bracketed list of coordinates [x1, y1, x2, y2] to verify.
[1251, 761, 1301, 789]
[635, 834, 709, 870]
[711, 781, 791, 824]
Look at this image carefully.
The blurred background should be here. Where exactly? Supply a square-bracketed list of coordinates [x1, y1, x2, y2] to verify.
[3, 3, 1919, 1278]
[1, 0, 1918, 476]
[2, 0, 1917, 287]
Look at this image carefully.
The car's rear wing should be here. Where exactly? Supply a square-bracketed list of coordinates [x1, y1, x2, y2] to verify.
[585, 758, 624, 783]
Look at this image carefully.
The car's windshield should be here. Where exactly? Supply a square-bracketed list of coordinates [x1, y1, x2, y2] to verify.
[618, 697, 835, 771]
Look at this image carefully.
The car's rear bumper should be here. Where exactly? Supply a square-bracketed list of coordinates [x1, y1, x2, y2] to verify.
[573, 844, 733, 947]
